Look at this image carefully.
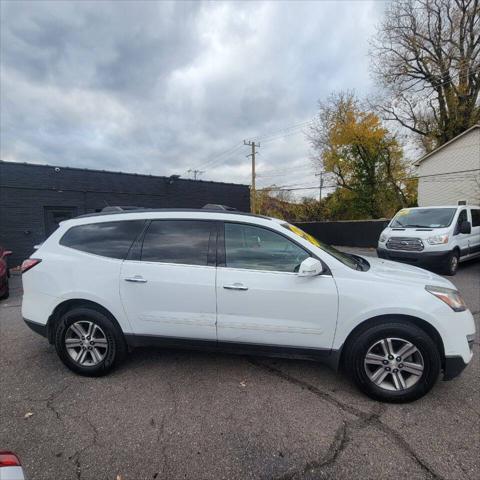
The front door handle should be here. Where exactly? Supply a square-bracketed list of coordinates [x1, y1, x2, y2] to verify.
[223, 283, 248, 291]
[124, 275, 147, 283]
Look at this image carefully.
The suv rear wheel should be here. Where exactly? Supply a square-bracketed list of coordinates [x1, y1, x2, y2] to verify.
[54, 307, 127, 376]
[344, 321, 441, 402]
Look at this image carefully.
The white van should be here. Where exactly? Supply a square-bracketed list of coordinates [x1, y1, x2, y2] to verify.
[377, 205, 480, 275]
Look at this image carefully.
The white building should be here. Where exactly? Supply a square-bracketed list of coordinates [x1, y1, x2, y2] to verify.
[414, 125, 480, 206]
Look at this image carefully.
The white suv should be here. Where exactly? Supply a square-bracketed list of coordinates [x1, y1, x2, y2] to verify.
[22, 207, 475, 402]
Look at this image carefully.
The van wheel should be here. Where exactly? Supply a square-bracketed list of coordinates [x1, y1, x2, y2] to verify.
[344, 321, 441, 402]
[54, 307, 127, 376]
[443, 250, 459, 276]
[443, 250, 460, 277]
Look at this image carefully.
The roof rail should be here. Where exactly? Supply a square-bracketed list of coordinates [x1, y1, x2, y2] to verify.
[202, 204, 237, 211]
[101, 206, 145, 213]
[75, 206, 270, 220]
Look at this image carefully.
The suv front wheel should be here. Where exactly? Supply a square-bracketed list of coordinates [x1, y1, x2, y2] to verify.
[344, 321, 441, 402]
[54, 306, 127, 376]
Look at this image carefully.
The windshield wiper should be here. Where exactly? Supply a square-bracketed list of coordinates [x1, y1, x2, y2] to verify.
[403, 224, 431, 228]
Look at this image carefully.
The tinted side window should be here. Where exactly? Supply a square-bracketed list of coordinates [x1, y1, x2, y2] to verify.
[224, 223, 309, 272]
[455, 210, 468, 234]
[60, 221, 144, 259]
[471, 209, 480, 227]
[141, 220, 212, 265]
[457, 210, 467, 225]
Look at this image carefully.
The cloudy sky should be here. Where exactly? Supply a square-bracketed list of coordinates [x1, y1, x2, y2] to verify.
[0, 0, 384, 194]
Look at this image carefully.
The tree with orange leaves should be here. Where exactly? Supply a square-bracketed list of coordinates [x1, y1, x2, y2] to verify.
[309, 92, 417, 219]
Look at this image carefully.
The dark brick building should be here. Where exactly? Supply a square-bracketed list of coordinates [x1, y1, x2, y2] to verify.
[0, 161, 250, 266]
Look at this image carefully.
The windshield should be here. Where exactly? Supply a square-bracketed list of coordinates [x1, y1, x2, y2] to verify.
[281, 223, 368, 271]
[390, 208, 456, 228]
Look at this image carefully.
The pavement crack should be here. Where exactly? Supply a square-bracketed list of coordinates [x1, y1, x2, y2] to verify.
[273, 421, 348, 480]
[46, 384, 69, 421]
[249, 359, 444, 480]
[370, 418, 443, 479]
[66, 415, 99, 480]
[247, 358, 368, 419]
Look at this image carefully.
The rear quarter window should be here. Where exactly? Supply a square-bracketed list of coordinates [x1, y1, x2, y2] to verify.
[60, 220, 144, 259]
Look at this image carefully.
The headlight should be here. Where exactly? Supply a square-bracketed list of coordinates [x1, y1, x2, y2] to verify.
[425, 285, 466, 312]
[379, 234, 387, 243]
[427, 234, 449, 245]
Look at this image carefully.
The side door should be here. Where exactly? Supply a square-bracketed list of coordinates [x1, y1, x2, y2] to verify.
[119, 219, 217, 340]
[454, 209, 470, 258]
[468, 208, 480, 257]
[216, 222, 338, 351]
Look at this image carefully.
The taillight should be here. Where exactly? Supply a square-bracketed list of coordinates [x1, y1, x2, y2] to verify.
[21, 258, 42, 274]
[0, 451, 22, 467]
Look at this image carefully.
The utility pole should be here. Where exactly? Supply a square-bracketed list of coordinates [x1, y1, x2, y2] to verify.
[187, 169, 204, 180]
[315, 171, 324, 201]
[244, 140, 260, 213]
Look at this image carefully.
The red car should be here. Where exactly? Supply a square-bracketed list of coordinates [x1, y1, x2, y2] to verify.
[0, 451, 27, 479]
[0, 246, 12, 299]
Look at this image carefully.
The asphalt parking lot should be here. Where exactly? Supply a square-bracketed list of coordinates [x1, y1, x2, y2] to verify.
[1, 252, 479, 480]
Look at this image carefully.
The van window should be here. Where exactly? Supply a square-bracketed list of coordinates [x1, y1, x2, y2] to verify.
[141, 220, 213, 265]
[471, 209, 480, 227]
[60, 221, 144, 259]
[390, 208, 456, 228]
[455, 210, 468, 234]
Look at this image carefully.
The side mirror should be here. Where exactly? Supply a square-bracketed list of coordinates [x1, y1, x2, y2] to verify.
[460, 221, 471, 234]
[2, 250, 12, 258]
[298, 257, 324, 277]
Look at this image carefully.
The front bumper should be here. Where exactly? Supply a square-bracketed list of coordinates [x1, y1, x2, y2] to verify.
[377, 247, 450, 267]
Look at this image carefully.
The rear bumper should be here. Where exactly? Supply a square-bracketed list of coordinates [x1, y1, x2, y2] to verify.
[24, 318, 48, 338]
[443, 356, 469, 380]
[377, 247, 450, 267]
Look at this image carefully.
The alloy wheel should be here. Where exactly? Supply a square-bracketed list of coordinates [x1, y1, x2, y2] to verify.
[65, 320, 108, 366]
[364, 337, 424, 391]
[450, 254, 459, 272]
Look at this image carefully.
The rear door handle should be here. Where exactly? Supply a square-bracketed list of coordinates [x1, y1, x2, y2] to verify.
[124, 275, 147, 283]
[223, 283, 248, 291]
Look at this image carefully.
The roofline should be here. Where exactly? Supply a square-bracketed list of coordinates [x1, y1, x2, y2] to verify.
[0, 159, 249, 188]
[414, 124, 480, 166]
[397, 205, 479, 209]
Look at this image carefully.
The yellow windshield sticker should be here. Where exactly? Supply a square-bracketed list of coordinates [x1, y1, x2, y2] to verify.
[396, 209, 410, 216]
[289, 225, 306, 236]
[286, 224, 321, 247]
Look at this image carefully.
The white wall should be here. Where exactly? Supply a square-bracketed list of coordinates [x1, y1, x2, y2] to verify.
[417, 127, 480, 206]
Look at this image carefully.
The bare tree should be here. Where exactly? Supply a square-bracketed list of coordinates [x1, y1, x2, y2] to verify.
[371, 0, 480, 151]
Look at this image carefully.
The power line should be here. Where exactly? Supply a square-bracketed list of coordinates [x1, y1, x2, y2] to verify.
[395, 65, 480, 94]
[252, 119, 315, 143]
[414, 168, 480, 179]
[196, 142, 244, 171]
[257, 165, 316, 178]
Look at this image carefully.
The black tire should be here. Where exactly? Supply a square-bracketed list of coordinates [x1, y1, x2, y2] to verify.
[344, 321, 441, 403]
[443, 250, 459, 276]
[54, 307, 127, 376]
